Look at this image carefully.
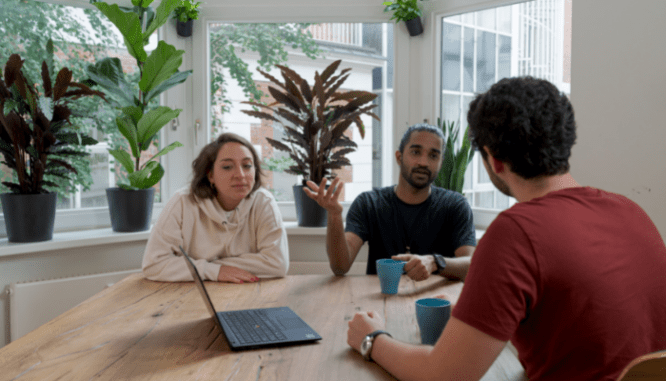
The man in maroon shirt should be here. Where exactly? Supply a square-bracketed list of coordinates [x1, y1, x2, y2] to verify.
[345, 76, 666, 381]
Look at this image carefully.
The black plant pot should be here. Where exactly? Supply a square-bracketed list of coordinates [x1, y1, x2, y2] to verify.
[1, 192, 57, 243]
[106, 187, 154, 233]
[293, 185, 327, 227]
[405, 17, 424, 37]
[177, 19, 193, 37]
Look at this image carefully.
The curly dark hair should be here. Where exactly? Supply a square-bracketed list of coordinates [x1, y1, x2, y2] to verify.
[467, 76, 576, 179]
[190, 132, 263, 199]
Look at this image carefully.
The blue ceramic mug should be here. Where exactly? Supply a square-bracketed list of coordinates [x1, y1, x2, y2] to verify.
[376, 259, 406, 294]
[415, 298, 451, 345]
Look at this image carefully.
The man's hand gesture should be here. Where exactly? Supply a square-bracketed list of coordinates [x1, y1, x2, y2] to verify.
[303, 177, 344, 214]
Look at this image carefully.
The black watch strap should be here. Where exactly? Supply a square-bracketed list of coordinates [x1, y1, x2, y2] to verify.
[432, 254, 447, 273]
[367, 329, 392, 340]
[362, 330, 392, 361]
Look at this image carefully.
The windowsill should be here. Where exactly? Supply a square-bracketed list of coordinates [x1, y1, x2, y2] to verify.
[0, 221, 325, 258]
[0, 229, 152, 258]
[0, 221, 484, 258]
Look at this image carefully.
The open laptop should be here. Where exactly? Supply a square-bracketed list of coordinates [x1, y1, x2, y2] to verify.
[180, 246, 322, 350]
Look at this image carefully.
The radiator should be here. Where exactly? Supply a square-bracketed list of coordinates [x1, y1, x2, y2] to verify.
[8, 269, 141, 342]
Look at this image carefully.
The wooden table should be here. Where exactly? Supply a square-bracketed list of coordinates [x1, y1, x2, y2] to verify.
[0, 274, 527, 380]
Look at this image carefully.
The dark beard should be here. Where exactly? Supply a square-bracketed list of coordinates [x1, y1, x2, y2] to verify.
[401, 165, 434, 190]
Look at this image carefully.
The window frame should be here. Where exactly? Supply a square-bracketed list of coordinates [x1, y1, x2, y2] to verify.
[1, 0, 524, 237]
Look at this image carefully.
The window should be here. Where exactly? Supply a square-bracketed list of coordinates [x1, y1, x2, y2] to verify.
[206, 22, 394, 203]
[439, 0, 572, 211]
[0, 0, 162, 227]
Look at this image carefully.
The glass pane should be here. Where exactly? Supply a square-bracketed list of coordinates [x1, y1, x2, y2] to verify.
[478, 161, 491, 184]
[475, 191, 494, 209]
[442, 22, 461, 91]
[441, 94, 460, 126]
[387, 23, 394, 89]
[437, 0, 571, 213]
[209, 22, 393, 202]
[463, 160, 473, 191]
[463, 27, 474, 93]
[463, 12, 475, 26]
[497, 5, 512, 34]
[498, 35, 511, 81]
[476, 9, 496, 30]
[495, 191, 511, 210]
[462, 95, 474, 127]
[0, 0, 152, 211]
[445, 14, 461, 23]
[476, 30, 496, 93]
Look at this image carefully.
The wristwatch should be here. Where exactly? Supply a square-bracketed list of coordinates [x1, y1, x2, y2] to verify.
[432, 254, 447, 274]
[360, 330, 392, 361]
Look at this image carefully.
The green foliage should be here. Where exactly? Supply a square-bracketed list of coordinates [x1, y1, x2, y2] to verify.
[434, 118, 474, 194]
[0, 0, 126, 198]
[87, 0, 190, 190]
[209, 23, 322, 130]
[382, 0, 423, 23]
[242, 60, 380, 185]
[173, 0, 202, 23]
[262, 156, 296, 173]
[0, 43, 104, 195]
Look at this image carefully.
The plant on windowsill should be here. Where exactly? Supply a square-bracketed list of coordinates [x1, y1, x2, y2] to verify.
[434, 117, 474, 194]
[383, 0, 424, 37]
[241, 60, 380, 227]
[173, 0, 202, 38]
[0, 41, 104, 242]
[85, 0, 192, 232]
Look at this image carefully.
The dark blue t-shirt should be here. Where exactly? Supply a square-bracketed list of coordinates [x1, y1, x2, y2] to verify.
[345, 186, 476, 274]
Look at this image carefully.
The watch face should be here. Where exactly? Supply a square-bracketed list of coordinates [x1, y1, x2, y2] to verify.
[361, 337, 372, 359]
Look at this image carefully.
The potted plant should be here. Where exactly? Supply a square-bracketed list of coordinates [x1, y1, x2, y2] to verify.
[86, 0, 192, 232]
[0, 41, 104, 242]
[383, 0, 424, 37]
[241, 60, 379, 227]
[434, 118, 474, 194]
[174, 0, 202, 37]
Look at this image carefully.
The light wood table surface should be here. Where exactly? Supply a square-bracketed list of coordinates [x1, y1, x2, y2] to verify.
[0, 273, 527, 380]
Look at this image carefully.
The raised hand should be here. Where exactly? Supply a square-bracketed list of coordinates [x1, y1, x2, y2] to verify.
[303, 177, 344, 214]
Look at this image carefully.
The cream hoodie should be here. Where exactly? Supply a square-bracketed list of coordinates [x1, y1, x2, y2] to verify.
[142, 187, 289, 282]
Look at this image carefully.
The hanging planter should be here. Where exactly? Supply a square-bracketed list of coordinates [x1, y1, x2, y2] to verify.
[404, 17, 424, 37]
[383, 0, 425, 37]
[176, 19, 193, 37]
[174, 0, 201, 38]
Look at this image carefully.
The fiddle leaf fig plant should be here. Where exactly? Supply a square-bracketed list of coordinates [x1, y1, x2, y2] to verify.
[86, 0, 191, 190]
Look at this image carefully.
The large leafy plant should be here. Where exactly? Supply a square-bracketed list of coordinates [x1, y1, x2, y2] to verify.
[0, 41, 104, 195]
[434, 118, 473, 194]
[242, 60, 379, 185]
[86, 0, 191, 190]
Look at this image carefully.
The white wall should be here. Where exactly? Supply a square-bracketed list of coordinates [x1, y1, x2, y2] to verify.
[569, 0, 666, 238]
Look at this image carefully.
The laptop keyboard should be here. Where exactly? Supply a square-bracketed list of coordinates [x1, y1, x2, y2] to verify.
[225, 310, 288, 344]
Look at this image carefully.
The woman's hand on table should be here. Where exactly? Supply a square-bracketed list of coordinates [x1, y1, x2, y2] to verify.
[217, 265, 259, 283]
[347, 311, 384, 352]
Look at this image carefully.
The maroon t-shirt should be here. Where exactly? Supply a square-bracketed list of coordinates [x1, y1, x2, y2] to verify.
[453, 187, 666, 381]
